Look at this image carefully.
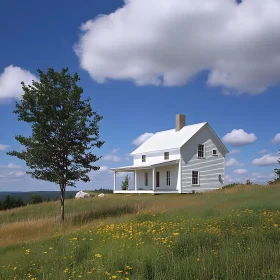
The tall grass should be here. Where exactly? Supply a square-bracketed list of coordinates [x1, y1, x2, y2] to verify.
[1, 183, 280, 279]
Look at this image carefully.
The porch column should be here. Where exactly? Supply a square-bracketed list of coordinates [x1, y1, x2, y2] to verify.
[179, 157, 182, 193]
[152, 168, 155, 191]
[134, 170, 137, 192]
[113, 171, 116, 192]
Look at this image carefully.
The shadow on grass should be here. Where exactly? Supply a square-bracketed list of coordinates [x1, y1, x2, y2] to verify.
[69, 204, 137, 225]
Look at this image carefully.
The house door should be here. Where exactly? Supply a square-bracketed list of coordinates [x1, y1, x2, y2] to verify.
[156, 171, 160, 187]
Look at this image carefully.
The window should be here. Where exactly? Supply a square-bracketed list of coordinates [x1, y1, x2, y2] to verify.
[166, 171, 171, 186]
[212, 149, 218, 156]
[192, 171, 199, 185]
[142, 155, 146, 162]
[144, 173, 148, 186]
[197, 144, 205, 158]
[164, 152, 169, 160]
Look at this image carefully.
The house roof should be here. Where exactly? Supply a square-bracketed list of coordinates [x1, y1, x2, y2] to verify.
[131, 122, 208, 155]
[111, 160, 179, 172]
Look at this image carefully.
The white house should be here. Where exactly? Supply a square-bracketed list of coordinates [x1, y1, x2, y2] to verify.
[111, 114, 229, 194]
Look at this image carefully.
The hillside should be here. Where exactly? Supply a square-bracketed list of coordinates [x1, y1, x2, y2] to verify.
[1, 184, 280, 279]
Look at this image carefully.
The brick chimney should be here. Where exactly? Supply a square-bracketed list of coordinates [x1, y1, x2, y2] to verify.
[175, 114, 186, 131]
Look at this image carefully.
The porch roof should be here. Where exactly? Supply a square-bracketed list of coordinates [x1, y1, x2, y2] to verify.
[111, 159, 179, 172]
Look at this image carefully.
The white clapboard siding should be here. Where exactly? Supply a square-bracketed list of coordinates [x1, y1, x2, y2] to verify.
[133, 149, 180, 165]
[181, 127, 226, 193]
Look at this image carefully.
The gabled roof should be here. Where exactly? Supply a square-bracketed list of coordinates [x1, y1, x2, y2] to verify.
[131, 122, 208, 155]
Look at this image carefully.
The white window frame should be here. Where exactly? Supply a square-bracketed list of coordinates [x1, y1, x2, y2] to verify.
[197, 144, 205, 158]
[212, 149, 218, 156]
[144, 172, 148, 186]
[192, 171, 200, 186]
[142, 155, 146, 162]
[166, 171, 171, 186]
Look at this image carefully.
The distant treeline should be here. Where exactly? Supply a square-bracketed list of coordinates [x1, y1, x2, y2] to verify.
[0, 195, 26, 210]
[0, 191, 77, 203]
[0, 194, 73, 211]
[0, 189, 113, 211]
[94, 188, 113, 193]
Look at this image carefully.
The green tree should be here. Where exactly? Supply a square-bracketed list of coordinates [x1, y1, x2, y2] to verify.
[30, 194, 43, 204]
[268, 150, 280, 185]
[245, 179, 252, 185]
[3, 195, 16, 210]
[273, 149, 280, 182]
[121, 175, 130, 190]
[16, 197, 26, 207]
[7, 68, 104, 221]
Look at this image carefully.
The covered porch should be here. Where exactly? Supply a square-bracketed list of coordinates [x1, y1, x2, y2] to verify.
[111, 160, 181, 194]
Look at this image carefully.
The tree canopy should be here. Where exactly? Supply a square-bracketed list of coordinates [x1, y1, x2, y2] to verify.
[7, 67, 104, 220]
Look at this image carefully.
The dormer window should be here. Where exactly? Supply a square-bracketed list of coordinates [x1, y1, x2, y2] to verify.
[164, 152, 169, 160]
[197, 144, 205, 158]
[142, 155, 146, 162]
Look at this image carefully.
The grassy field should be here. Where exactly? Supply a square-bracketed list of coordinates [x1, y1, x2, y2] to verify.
[1, 184, 280, 279]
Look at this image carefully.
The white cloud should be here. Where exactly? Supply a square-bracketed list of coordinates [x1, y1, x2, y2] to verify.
[96, 166, 109, 173]
[75, 0, 280, 94]
[272, 133, 280, 144]
[88, 165, 109, 180]
[0, 171, 26, 179]
[251, 172, 275, 180]
[133, 132, 154, 146]
[103, 149, 122, 162]
[252, 153, 279, 166]
[225, 158, 244, 167]
[258, 149, 268, 154]
[7, 163, 22, 169]
[225, 175, 235, 184]
[8, 171, 26, 177]
[222, 129, 257, 146]
[103, 155, 121, 162]
[233, 169, 248, 175]
[0, 163, 22, 169]
[229, 149, 240, 155]
[0, 65, 38, 100]
[0, 144, 9, 151]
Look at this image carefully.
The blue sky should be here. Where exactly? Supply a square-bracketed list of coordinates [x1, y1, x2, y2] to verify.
[0, 0, 280, 191]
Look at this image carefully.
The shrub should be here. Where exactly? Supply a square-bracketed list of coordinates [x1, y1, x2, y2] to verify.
[245, 179, 253, 185]
[0, 195, 26, 211]
[15, 197, 26, 207]
[121, 175, 130, 190]
[30, 195, 43, 204]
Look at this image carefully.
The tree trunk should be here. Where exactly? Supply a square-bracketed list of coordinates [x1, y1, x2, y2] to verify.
[60, 185, 65, 222]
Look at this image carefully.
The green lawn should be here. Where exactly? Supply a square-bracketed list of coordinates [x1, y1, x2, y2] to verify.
[1, 184, 280, 279]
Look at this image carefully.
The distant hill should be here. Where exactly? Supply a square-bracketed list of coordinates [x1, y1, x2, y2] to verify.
[0, 189, 113, 203]
[0, 191, 77, 203]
